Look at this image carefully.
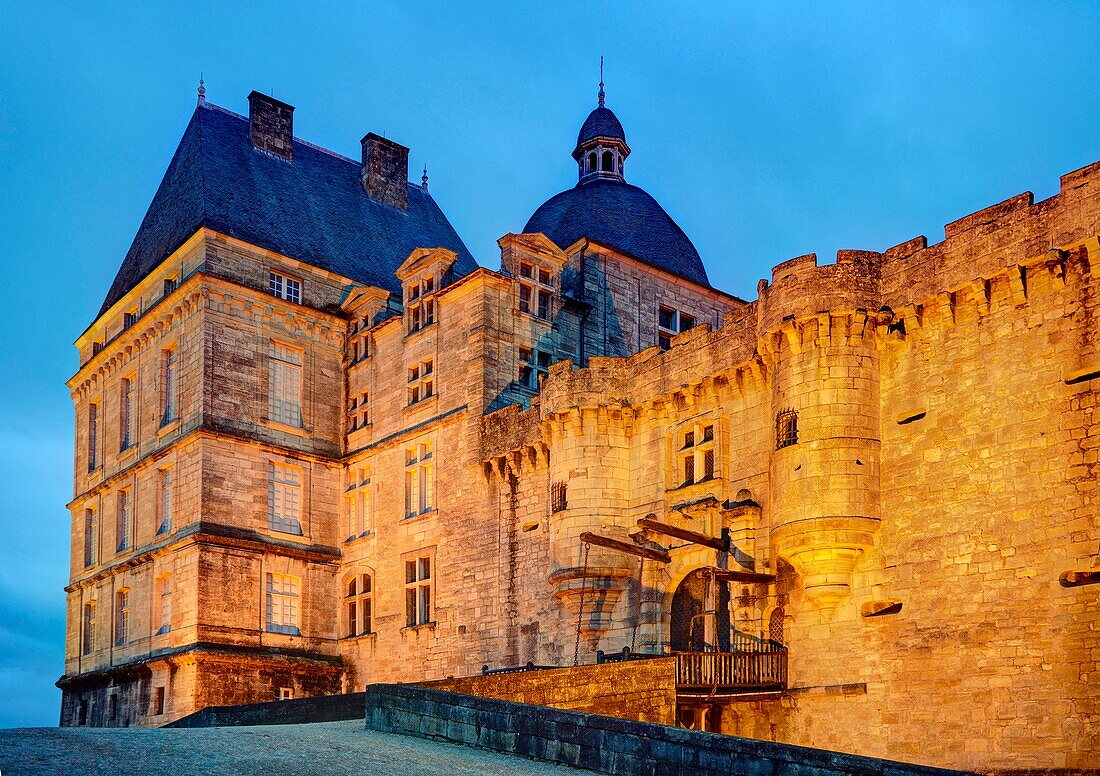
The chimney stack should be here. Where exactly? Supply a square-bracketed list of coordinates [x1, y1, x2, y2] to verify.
[248, 91, 295, 161]
[361, 133, 409, 211]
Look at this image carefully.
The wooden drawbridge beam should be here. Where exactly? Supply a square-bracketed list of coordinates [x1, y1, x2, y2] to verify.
[579, 532, 672, 564]
[636, 516, 728, 552]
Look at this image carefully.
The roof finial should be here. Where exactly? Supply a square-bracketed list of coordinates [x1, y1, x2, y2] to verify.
[197, 73, 206, 106]
[421, 164, 429, 192]
[598, 56, 605, 107]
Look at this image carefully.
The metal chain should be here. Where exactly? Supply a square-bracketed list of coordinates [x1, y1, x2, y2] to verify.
[573, 542, 590, 666]
[630, 555, 643, 654]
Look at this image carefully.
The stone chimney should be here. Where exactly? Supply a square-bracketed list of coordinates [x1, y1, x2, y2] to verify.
[248, 91, 295, 161]
[361, 133, 409, 211]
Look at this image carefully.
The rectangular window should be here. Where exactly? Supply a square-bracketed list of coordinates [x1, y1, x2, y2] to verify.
[278, 687, 294, 701]
[269, 271, 301, 304]
[658, 305, 698, 351]
[776, 409, 798, 449]
[551, 481, 568, 513]
[347, 468, 371, 538]
[678, 422, 717, 487]
[265, 573, 300, 634]
[519, 347, 552, 390]
[537, 289, 551, 320]
[158, 575, 172, 635]
[163, 277, 178, 297]
[268, 463, 303, 535]
[518, 265, 555, 320]
[161, 348, 177, 426]
[348, 391, 369, 431]
[406, 359, 434, 406]
[83, 508, 96, 567]
[108, 694, 118, 721]
[120, 378, 135, 451]
[87, 404, 99, 471]
[405, 556, 432, 627]
[153, 687, 165, 716]
[268, 342, 303, 427]
[157, 468, 173, 535]
[404, 443, 433, 517]
[406, 276, 437, 334]
[519, 284, 532, 314]
[345, 573, 373, 637]
[116, 489, 131, 551]
[115, 590, 128, 646]
[123, 310, 137, 330]
[82, 602, 95, 655]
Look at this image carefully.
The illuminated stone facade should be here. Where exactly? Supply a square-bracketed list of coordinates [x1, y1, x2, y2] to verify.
[60, 87, 1097, 773]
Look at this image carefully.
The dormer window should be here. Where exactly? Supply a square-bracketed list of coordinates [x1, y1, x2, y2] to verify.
[269, 271, 301, 304]
[406, 276, 436, 334]
[518, 264, 554, 321]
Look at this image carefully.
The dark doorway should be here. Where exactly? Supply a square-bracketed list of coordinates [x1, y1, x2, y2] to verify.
[670, 569, 731, 651]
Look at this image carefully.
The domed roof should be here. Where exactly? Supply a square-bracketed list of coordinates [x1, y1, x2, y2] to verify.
[523, 179, 710, 287]
[577, 105, 626, 147]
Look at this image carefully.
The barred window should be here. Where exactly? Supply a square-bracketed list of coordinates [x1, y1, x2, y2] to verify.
[265, 573, 300, 634]
[269, 271, 301, 304]
[404, 442, 433, 517]
[551, 481, 568, 513]
[679, 422, 715, 487]
[405, 556, 432, 627]
[269, 462, 303, 535]
[345, 573, 373, 637]
[776, 409, 798, 450]
[269, 342, 303, 427]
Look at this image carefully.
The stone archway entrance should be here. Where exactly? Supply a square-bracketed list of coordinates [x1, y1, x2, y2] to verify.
[669, 569, 730, 652]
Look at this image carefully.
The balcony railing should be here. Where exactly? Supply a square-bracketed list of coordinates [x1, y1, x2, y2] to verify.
[675, 649, 787, 692]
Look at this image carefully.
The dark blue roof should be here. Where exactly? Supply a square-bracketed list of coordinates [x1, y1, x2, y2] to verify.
[523, 179, 710, 287]
[98, 103, 476, 316]
[576, 106, 626, 148]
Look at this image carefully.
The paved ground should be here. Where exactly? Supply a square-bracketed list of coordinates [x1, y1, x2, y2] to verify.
[0, 720, 591, 775]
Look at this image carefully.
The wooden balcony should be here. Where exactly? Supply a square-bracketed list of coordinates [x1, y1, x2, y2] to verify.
[675, 649, 787, 694]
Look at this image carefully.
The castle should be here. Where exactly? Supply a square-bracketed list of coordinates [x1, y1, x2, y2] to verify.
[60, 82, 1098, 773]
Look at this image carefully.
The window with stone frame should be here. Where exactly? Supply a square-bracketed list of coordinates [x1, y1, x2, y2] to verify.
[123, 310, 138, 330]
[406, 359, 434, 405]
[406, 275, 436, 334]
[345, 572, 373, 637]
[265, 572, 301, 635]
[82, 601, 96, 655]
[152, 686, 166, 716]
[346, 467, 372, 539]
[268, 341, 303, 427]
[157, 574, 172, 635]
[404, 555, 432, 627]
[83, 507, 96, 567]
[657, 305, 698, 351]
[269, 270, 301, 304]
[775, 409, 798, 449]
[518, 347, 552, 390]
[404, 442, 433, 518]
[348, 391, 369, 431]
[87, 402, 99, 471]
[678, 421, 716, 488]
[157, 466, 173, 535]
[116, 488, 131, 552]
[119, 376, 135, 452]
[114, 590, 129, 646]
[350, 318, 371, 363]
[517, 262, 554, 321]
[160, 347, 177, 426]
[268, 462, 303, 535]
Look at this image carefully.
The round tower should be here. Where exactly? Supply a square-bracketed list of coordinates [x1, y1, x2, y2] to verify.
[762, 251, 884, 607]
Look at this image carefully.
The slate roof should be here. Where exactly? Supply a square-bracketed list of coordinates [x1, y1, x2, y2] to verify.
[523, 178, 710, 288]
[576, 106, 626, 148]
[98, 103, 476, 316]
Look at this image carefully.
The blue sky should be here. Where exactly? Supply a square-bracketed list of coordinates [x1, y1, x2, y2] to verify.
[1, 1, 1098, 727]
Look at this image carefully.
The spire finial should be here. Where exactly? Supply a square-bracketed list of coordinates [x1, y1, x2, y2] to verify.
[598, 56, 605, 107]
[197, 73, 206, 106]
[421, 164, 429, 192]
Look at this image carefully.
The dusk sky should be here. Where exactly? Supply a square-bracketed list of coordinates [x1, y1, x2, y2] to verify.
[1, 1, 1098, 727]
